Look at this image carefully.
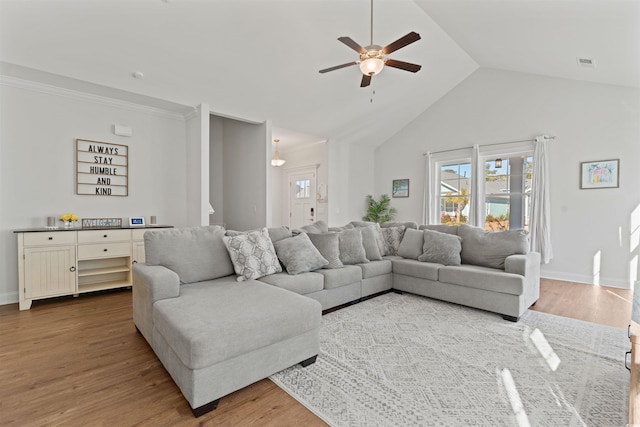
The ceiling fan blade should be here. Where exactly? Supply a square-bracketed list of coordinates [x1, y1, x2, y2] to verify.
[385, 59, 422, 73]
[360, 74, 372, 87]
[319, 61, 358, 74]
[381, 31, 421, 55]
[338, 36, 367, 54]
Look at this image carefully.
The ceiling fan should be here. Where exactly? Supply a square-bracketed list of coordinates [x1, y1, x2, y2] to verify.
[319, 0, 422, 88]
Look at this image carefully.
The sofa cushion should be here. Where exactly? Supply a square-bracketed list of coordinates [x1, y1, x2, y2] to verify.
[152, 277, 321, 370]
[396, 228, 424, 260]
[298, 220, 329, 234]
[223, 228, 282, 281]
[458, 224, 529, 270]
[381, 221, 418, 230]
[360, 226, 382, 261]
[338, 228, 369, 265]
[392, 258, 441, 281]
[328, 223, 355, 232]
[418, 230, 463, 266]
[144, 225, 234, 284]
[307, 232, 343, 269]
[419, 224, 459, 235]
[438, 265, 525, 295]
[258, 271, 324, 295]
[381, 225, 405, 256]
[273, 233, 328, 275]
[358, 259, 393, 279]
[316, 265, 362, 290]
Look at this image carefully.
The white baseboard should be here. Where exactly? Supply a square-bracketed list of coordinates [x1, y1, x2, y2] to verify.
[0, 291, 18, 306]
[541, 270, 631, 290]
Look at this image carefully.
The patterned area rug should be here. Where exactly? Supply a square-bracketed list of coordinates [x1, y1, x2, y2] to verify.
[270, 292, 629, 426]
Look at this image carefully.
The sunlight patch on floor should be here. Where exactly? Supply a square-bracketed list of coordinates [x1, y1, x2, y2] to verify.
[530, 328, 560, 371]
[500, 368, 531, 427]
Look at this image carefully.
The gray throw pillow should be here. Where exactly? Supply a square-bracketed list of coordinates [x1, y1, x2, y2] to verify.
[274, 233, 329, 275]
[419, 224, 459, 235]
[360, 226, 382, 261]
[458, 224, 529, 270]
[381, 221, 418, 230]
[338, 228, 369, 265]
[268, 226, 292, 243]
[396, 228, 424, 260]
[418, 230, 463, 265]
[144, 225, 234, 284]
[381, 225, 405, 256]
[223, 228, 282, 281]
[307, 232, 343, 269]
[298, 220, 329, 234]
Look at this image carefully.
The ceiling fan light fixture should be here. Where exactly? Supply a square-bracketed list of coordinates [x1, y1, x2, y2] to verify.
[359, 57, 384, 76]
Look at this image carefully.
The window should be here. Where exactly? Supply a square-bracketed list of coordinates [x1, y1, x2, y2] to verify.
[439, 162, 471, 225]
[295, 179, 311, 199]
[484, 156, 533, 231]
[433, 149, 534, 231]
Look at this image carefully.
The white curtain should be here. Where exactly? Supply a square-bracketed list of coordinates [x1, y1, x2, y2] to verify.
[530, 136, 553, 263]
[422, 153, 437, 225]
[469, 144, 484, 227]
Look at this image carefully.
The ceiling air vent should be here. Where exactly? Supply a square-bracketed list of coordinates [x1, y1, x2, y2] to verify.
[576, 57, 596, 68]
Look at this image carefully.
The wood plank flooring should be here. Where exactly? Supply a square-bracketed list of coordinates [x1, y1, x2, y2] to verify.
[0, 279, 632, 426]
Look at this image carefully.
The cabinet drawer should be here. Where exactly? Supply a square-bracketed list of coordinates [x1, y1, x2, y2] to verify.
[78, 242, 131, 259]
[78, 229, 131, 244]
[131, 229, 147, 241]
[23, 232, 77, 247]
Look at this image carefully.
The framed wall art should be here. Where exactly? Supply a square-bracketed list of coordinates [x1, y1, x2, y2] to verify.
[392, 179, 410, 198]
[580, 159, 619, 189]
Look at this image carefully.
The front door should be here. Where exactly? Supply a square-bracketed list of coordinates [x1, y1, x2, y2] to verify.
[289, 170, 316, 229]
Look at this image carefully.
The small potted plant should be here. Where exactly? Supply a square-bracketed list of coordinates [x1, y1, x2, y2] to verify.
[59, 213, 79, 228]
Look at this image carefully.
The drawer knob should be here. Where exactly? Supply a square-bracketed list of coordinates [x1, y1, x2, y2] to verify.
[103, 234, 108, 238]
[103, 248, 108, 252]
[48, 237, 53, 240]
[70, 266, 76, 272]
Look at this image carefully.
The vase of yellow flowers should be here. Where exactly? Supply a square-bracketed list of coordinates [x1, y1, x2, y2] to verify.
[59, 213, 79, 228]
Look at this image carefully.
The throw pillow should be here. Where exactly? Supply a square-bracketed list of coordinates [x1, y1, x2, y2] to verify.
[338, 228, 369, 265]
[328, 223, 354, 232]
[273, 233, 329, 275]
[307, 232, 343, 269]
[381, 221, 418, 230]
[298, 220, 329, 234]
[359, 226, 382, 261]
[418, 230, 463, 265]
[396, 228, 424, 260]
[268, 226, 292, 243]
[458, 224, 529, 270]
[381, 225, 405, 256]
[144, 226, 234, 284]
[222, 228, 282, 281]
[419, 224, 459, 235]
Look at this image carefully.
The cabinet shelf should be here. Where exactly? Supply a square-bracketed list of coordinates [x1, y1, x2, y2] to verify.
[78, 280, 131, 293]
[78, 265, 130, 277]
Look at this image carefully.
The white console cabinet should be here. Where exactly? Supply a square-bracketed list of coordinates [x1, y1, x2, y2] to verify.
[16, 226, 170, 310]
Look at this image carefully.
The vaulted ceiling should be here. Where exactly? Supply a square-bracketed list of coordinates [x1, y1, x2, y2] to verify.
[1, 0, 637, 150]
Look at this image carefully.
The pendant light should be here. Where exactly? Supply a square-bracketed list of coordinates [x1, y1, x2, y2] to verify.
[271, 139, 286, 167]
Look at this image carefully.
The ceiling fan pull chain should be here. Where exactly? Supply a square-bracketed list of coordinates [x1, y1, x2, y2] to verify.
[370, 0, 374, 46]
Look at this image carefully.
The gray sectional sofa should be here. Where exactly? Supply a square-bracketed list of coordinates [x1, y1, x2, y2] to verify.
[132, 220, 540, 416]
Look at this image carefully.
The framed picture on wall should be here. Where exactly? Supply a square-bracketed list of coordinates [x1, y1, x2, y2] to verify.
[580, 159, 619, 189]
[392, 179, 409, 198]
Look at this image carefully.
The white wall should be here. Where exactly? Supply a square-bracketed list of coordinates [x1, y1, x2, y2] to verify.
[328, 141, 376, 226]
[221, 118, 269, 230]
[209, 115, 224, 226]
[0, 78, 189, 304]
[374, 68, 640, 288]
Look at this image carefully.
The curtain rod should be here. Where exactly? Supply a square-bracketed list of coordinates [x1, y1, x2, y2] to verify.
[423, 135, 556, 156]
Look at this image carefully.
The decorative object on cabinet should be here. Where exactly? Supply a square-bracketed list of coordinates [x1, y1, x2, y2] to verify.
[15, 225, 171, 310]
[59, 212, 79, 228]
[76, 139, 128, 196]
[129, 217, 145, 227]
[580, 159, 619, 189]
[81, 218, 122, 228]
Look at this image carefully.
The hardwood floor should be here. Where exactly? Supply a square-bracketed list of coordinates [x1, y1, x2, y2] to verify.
[0, 279, 632, 426]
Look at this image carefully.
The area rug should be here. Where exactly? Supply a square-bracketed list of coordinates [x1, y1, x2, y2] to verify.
[270, 292, 629, 426]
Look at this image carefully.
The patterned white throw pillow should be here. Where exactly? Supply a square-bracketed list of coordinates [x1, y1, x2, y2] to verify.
[381, 225, 406, 256]
[223, 228, 282, 281]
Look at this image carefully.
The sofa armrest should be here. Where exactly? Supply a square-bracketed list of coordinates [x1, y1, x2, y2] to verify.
[132, 263, 180, 344]
[504, 252, 540, 277]
[505, 252, 541, 308]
